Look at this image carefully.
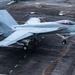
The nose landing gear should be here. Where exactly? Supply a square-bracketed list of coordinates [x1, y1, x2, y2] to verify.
[62, 39, 67, 45]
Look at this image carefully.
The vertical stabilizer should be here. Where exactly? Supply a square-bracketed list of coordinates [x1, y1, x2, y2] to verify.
[0, 10, 18, 28]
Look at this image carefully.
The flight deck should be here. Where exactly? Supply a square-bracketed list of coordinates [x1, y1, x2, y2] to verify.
[0, 0, 75, 75]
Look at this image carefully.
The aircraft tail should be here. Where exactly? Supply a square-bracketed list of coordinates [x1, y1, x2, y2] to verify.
[0, 10, 18, 28]
[0, 10, 18, 36]
[0, 21, 14, 36]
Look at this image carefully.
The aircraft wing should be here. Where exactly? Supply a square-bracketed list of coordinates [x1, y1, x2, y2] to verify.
[0, 30, 33, 46]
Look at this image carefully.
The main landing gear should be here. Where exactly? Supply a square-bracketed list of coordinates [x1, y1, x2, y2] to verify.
[23, 45, 28, 50]
[23, 38, 37, 50]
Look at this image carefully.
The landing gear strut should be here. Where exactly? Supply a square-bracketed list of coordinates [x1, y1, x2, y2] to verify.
[62, 39, 66, 45]
[31, 38, 36, 42]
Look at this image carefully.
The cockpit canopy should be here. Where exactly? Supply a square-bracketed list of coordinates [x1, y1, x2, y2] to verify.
[57, 20, 75, 25]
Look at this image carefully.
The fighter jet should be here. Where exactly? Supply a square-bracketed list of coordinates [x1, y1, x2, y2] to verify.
[0, 10, 75, 50]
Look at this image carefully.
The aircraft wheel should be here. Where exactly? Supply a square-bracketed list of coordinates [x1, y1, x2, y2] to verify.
[62, 39, 66, 45]
[23, 45, 28, 50]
